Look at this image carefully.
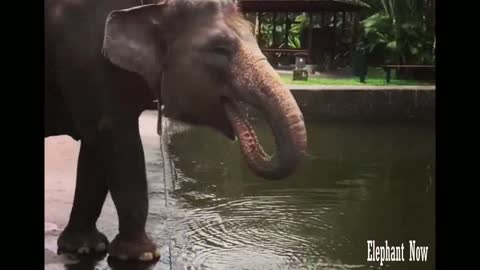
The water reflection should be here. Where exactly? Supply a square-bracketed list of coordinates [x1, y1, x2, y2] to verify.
[164, 120, 435, 270]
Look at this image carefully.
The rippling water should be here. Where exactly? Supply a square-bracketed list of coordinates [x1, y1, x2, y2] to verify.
[146, 119, 435, 270]
[45, 111, 435, 270]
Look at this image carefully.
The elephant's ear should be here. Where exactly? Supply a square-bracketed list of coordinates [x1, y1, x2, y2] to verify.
[102, 3, 166, 88]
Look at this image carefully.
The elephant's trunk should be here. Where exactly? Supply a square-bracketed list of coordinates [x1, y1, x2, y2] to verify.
[224, 46, 307, 180]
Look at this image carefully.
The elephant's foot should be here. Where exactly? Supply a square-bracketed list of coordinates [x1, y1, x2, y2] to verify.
[108, 233, 160, 262]
[57, 227, 109, 255]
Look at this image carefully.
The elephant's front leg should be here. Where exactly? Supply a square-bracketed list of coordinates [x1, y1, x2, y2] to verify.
[57, 139, 109, 255]
[102, 119, 160, 261]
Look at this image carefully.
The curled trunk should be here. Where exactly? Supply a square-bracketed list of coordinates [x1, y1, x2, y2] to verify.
[225, 46, 307, 180]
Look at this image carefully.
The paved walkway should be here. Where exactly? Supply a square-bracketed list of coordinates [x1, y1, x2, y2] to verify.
[45, 111, 166, 270]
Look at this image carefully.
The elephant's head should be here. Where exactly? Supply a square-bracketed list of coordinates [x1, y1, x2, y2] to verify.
[102, 0, 307, 180]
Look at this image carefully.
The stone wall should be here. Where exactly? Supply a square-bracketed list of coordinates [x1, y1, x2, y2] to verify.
[151, 86, 435, 123]
[290, 87, 435, 122]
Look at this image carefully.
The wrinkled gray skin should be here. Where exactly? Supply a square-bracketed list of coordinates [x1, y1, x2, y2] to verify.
[45, 0, 307, 262]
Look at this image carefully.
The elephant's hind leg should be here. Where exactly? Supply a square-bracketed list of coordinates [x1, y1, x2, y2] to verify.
[57, 139, 109, 256]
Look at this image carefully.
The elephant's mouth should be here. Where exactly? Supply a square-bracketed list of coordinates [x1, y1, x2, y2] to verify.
[221, 97, 270, 164]
[221, 97, 252, 139]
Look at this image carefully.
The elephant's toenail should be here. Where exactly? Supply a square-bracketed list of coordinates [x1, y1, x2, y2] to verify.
[117, 254, 128, 260]
[95, 243, 107, 252]
[154, 250, 161, 258]
[139, 252, 153, 261]
[78, 246, 90, 254]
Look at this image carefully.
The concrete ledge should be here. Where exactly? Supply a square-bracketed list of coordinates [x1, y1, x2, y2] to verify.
[150, 85, 435, 122]
[288, 85, 435, 122]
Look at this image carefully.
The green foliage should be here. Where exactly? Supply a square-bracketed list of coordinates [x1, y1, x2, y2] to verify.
[360, 0, 435, 65]
[259, 13, 309, 49]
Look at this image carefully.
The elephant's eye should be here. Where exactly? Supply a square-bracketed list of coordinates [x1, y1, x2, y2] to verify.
[211, 45, 233, 57]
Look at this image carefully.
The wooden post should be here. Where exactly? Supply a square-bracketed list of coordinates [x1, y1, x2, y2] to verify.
[433, 0, 435, 27]
[284, 12, 289, 48]
[331, 12, 337, 70]
[308, 12, 313, 64]
[347, 12, 353, 51]
[352, 12, 358, 45]
[432, 0, 435, 62]
[258, 12, 262, 46]
[272, 12, 277, 47]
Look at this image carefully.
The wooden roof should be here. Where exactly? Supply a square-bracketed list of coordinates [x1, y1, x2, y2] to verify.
[238, 0, 370, 12]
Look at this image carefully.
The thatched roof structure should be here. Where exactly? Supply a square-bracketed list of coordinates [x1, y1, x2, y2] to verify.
[238, 0, 370, 12]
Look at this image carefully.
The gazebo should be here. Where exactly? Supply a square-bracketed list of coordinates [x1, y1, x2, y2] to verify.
[238, 0, 369, 71]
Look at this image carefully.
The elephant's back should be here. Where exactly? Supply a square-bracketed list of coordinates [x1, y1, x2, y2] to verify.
[45, 0, 142, 73]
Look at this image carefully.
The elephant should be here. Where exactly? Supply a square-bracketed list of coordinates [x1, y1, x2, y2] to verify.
[45, 0, 307, 262]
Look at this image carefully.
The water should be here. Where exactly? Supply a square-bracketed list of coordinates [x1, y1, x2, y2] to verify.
[45, 111, 435, 270]
[149, 117, 435, 270]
